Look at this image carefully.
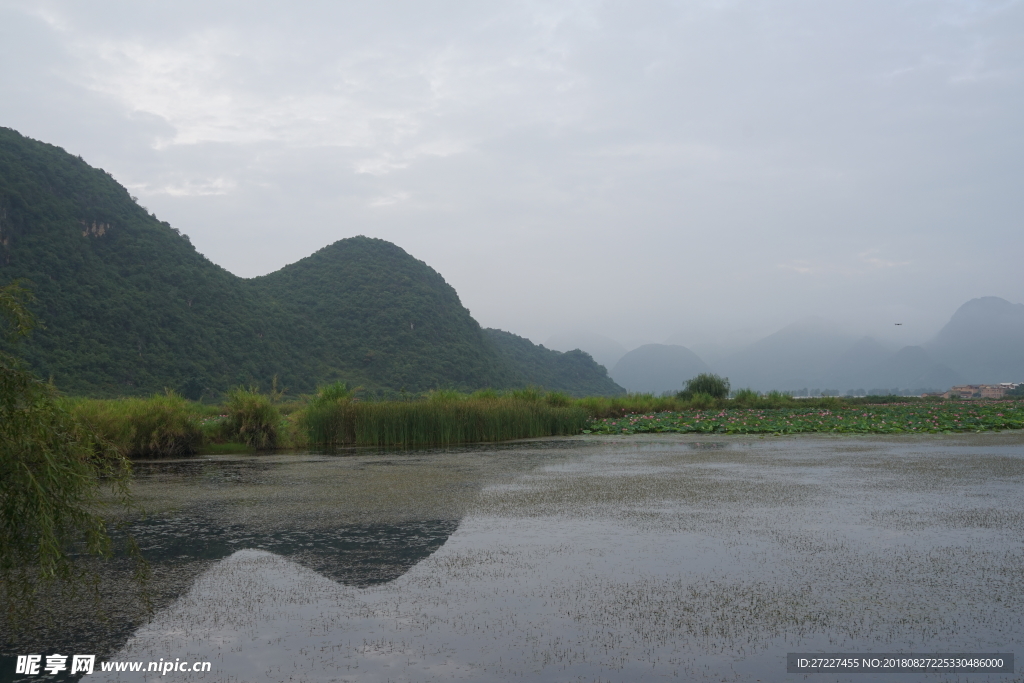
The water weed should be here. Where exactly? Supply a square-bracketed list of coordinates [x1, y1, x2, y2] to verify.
[585, 400, 1024, 435]
[295, 388, 587, 447]
[70, 392, 203, 457]
[221, 387, 281, 449]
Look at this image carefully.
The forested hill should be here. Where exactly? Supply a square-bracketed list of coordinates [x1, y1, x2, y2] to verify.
[0, 127, 623, 397]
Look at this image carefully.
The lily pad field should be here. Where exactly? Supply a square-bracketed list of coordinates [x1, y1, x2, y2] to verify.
[586, 400, 1024, 436]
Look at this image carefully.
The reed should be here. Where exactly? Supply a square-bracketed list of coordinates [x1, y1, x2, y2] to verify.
[221, 387, 281, 449]
[69, 392, 203, 457]
[298, 382, 357, 446]
[298, 389, 588, 447]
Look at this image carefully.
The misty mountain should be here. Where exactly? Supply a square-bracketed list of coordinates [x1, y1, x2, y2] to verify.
[0, 126, 619, 397]
[545, 330, 627, 370]
[926, 297, 1024, 384]
[820, 336, 896, 390]
[858, 346, 963, 393]
[713, 299, 1018, 393]
[486, 330, 624, 396]
[610, 344, 710, 395]
[718, 316, 857, 391]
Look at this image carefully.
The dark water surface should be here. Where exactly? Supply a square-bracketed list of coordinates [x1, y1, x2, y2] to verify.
[3, 434, 1023, 682]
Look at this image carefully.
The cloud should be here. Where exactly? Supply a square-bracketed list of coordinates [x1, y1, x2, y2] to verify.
[127, 176, 237, 197]
[860, 250, 911, 270]
[1, 0, 1021, 348]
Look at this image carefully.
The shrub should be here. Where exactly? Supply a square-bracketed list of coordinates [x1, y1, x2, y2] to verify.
[731, 388, 760, 406]
[544, 391, 572, 407]
[686, 392, 718, 410]
[222, 387, 280, 449]
[71, 393, 203, 457]
[678, 373, 731, 400]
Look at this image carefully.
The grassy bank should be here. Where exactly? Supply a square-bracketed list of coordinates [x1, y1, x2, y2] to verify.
[64, 388, 1024, 456]
[66, 386, 588, 454]
[69, 393, 205, 457]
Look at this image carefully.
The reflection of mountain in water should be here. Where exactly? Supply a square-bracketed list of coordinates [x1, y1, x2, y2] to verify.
[0, 520, 461, 683]
[126, 516, 461, 587]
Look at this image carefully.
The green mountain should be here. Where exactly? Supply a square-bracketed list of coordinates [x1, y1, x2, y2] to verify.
[483, 329, 623, 396]
[0, 127, 623, 398]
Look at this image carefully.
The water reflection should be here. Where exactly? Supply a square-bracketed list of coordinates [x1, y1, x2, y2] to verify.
[127, 515, 460, 586]
[5, 435, 1024, 683]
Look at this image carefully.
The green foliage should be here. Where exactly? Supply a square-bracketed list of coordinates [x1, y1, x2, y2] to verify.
[0, 280, 136, 621]
[585, 400, 1024, 435]
[482, 329, 625, 397]
[678, 373, 730, 400]
[507, 386, 545, 402]
[731, 388, 761, 406]
[70, 392, 203, 457]
[297, 382, 357, 446]
[688, 392, 717, 409]
[315, 381, 357, 402]
[349, 398, 588, 447]
[0, 279, 36, 339]
[222, 387, 281, 449]
[0, 127, 618, 398]
[297, 386, 588, 447]
[544, 391, 572, 407]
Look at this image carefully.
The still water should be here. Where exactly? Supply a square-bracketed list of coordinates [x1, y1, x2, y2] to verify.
[4, 434, 1024, 682]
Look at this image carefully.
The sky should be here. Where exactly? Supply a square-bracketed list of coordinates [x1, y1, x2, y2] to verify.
[1, 0, 1022, 356]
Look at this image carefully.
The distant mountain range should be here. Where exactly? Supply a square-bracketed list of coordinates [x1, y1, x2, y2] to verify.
[4, 126, 1018, 399]
[0, 127, 624, 398]
[609, 344, 710, 395]
[582, 299, 1024, 395]
[926, 296, 1024, 385]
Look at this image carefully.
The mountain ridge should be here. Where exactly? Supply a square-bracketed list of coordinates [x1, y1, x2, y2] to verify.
[0, 126, 624, 398]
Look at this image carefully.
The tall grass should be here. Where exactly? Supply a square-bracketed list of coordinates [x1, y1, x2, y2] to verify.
[298, 387, 588, 447]
[62, 384, 945, 456]
[221, 387, 281, 449]
[70, 392, 203, 457]
[297, 382, 357, 446]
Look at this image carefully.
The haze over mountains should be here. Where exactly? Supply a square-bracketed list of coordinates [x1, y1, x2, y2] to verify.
[550, 297, 1024, 395]
[2, 126, 1020, 399]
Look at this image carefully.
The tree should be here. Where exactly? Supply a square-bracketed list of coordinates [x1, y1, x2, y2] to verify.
[678, 373, 731, 400]
[0, 281, 136, 622]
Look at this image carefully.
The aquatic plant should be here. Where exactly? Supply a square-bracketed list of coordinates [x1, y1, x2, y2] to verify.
[298, 382, 358, 445]
[295, 386, 587, 446]
[71, 392, 204, 457]
[222, 386, 281, 449]
[585, 400, 1024, 435]
[351, 396, 588, 447]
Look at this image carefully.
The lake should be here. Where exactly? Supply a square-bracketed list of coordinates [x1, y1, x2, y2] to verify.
[4, 433, 1023, 682]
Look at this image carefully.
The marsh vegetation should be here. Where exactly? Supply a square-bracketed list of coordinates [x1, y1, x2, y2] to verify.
[58, 386, 1024, 458]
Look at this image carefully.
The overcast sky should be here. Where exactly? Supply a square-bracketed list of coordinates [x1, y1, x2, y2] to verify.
[2, 0, 1021, 353]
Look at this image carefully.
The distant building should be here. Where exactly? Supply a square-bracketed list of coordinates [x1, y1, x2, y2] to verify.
[941, 383, 1021, 399]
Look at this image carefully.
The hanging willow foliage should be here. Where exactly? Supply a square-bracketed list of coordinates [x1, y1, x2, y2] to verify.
[0, 280, 140, 624]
